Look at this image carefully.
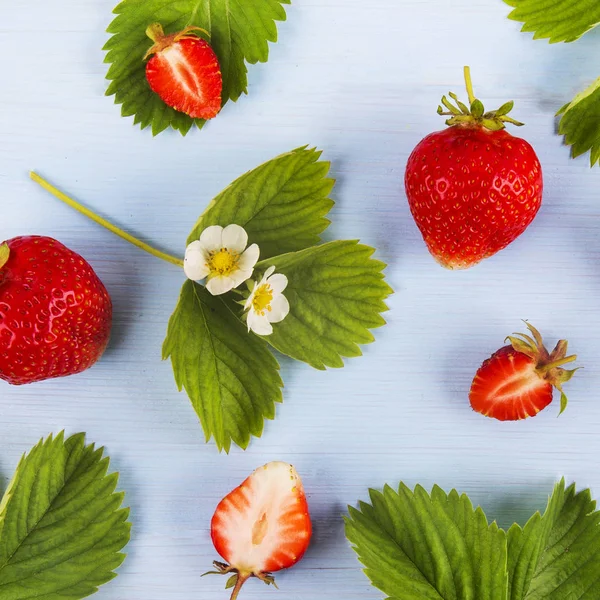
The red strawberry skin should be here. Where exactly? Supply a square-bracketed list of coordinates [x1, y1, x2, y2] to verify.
[405, 125, 543, 269]
[146, 37, 222, 120]
[470, 345, 552, 421]
[0, 236, 112, 385]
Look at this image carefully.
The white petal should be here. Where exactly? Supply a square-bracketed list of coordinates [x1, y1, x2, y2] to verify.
[244, 288, 257, 310]
[266, 273, 288, 295]
[238, 244, 260, 271]
[247, 309, 273, 336]
[184, 260, 210, 281]
[230, 269, 253, 289]
[185, 240, 204, 254]
[222, 224, 248, 253]
[206, 275, 235, 296]
[199, 225, 223, 251]
[184, 241, 210, 280]
[257, 271, 270, 288]
[268, 294, 290, 323]
[264, 265, 276, 278]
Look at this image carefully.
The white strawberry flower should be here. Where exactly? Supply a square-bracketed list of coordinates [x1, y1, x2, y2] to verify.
[244, 266, 290, 336]
[184, 224, 259, 296]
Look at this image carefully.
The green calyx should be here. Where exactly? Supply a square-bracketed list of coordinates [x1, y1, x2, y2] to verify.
[202, 561, 277, 600]
[505, 322, 579, 416]
[438, 66, 525, 131]
[0, 243, 10, 269]
[144, 23, 211, 60]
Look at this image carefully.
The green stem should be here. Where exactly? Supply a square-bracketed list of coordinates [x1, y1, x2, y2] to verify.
[146, 22, 165, 42]
[229, 575, 249, 600]
[464, 66, 475, 105]
[538, 355, 578, 373]
[0, 243, 9, 269]
[30, 172, 184, 268]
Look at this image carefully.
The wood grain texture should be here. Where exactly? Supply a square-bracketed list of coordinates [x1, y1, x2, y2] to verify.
[1, 0, 600, 598]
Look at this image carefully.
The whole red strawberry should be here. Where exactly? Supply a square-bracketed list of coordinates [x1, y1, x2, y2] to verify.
[0, 236, 112, 385]
[469, 323, 578, 421]
[405, 67, 543, 269]
[207, 461, 312, 599]
[144, 23, 222, 120]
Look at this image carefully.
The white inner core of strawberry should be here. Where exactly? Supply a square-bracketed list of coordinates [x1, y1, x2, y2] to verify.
[213, 462, 307, 574]
[490, 363, 544, 401]
[161, 45, 205, 100]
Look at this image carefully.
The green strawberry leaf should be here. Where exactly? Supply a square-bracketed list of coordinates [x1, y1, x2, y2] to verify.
[345, 483, 508, 599]
[507, 478, 600, 599]
[162, 280, 283, 452]
[502, 3, 600, 166]
[557, 77, 600, 167]
[504, 0, 600, 43]
[347, 479, 600, 600]
[188, 147, 334, 260]
[0, 432, 130, 599]
[104, 0, 290, 135]
[259, 240, 392, 369]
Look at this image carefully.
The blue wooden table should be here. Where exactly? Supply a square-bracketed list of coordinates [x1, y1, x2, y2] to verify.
[2, 0, 600, 597]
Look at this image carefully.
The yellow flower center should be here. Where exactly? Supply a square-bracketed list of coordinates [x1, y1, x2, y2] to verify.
[208, 248, 239, 276]
[252, 284, 273, 315]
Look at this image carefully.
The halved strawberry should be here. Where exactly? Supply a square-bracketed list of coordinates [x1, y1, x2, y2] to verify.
[144, 23, 222, 120]
[207, 462, 312, 599]
[469, 323, 579, 421]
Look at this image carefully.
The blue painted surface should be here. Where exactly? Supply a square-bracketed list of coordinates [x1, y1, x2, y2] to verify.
[2, 0, 600, 597]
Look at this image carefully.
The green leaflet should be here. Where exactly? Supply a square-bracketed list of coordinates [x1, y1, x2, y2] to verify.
[557, 78, 600, 167]
[104, 0, 290, 135]
[0, 432, 130, 599]
[508, 479, 600, 599]
[504, 0, 600, 43]
[347, 480, 600, 600]
[162, 280, 283, 453]
[187, 147, 335, 260]
[503, 1, 600, 166]
[345, 484, 507, 600]
[259, 241, 392, 369]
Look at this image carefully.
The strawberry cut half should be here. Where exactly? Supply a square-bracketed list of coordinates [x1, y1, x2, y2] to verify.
[469, 323, 579, 421]
[207, 462, 312, 599]
[144, 23, 222, 120]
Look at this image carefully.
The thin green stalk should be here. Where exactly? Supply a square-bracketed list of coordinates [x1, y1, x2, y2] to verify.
[30, 172, 184, 267]
[464, 66, 476, 105]
[229, 575, 249, 600]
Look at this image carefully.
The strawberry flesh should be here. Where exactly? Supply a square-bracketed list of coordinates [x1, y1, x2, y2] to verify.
[210, 462, 312, 595]
[146, 37, 222, 120]
[469, 346, 552, 421]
